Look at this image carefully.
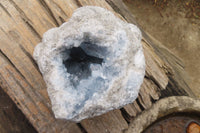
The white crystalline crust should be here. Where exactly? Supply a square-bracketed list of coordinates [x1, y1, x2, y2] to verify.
[33, 6, 145, 122]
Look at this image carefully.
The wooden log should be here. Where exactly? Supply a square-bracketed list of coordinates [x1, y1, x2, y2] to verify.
[0, 87, 37, 133]
[0, 0, 193, 132]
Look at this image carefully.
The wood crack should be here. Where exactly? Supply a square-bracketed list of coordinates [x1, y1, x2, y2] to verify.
[22, 18, 42, 40]
[120, 108, 131, 123]
[77, 123, 88, 133]
[0, 3, 11, 17]
[105, 0, 128, 21]
[150, 95, 157, 103]
[8, 0, 42, 40]
[160, 76, 188, 98]
[37, 0, 59, 26]
[135, 98, 145, 111]
[59, 16, 65, 24]
[8, 0, 32, 23]
[19, 45, 42, 76]
[75, 0, 83, 7]
[51, 0, 69, 20]
[0, 50, 25, 79]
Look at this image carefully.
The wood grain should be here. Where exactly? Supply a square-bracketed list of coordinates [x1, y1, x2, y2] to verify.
[0, 0, 192, 132]
[0, 87, 37, 133]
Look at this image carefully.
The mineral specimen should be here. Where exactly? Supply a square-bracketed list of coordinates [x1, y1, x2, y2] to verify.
[33, 6, 145, 122]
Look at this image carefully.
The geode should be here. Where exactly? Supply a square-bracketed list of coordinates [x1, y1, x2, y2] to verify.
[33, 6, 145, 122]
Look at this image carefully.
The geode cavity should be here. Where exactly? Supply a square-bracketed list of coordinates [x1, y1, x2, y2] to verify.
[33, 6, 145, 122]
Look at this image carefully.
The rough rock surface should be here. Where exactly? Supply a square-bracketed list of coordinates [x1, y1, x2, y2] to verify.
[33, 6, 145, 122]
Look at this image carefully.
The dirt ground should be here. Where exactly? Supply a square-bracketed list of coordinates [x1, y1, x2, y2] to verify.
[124, 0, 200, 97]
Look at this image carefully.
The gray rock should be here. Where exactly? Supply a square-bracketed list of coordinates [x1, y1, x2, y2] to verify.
[33, 6, 145, 122]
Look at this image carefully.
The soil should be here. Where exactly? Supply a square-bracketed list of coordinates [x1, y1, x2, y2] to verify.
[124, 0, 200, 97]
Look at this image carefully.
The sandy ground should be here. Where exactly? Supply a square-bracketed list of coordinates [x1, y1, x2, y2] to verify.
[124, 0, 200, 97]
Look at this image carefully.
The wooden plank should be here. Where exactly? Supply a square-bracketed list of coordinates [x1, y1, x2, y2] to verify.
[0, 0, 81, 132]
[81, 110, 128, 133]
[0, 87, 37, 133]
[0, 0, 192, 132]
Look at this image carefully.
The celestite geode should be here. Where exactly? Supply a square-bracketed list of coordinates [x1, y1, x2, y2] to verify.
[33, 6, 145, 122]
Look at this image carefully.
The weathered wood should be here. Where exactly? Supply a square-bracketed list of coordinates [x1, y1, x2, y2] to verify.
[0, 0, 193, 133]
[81, 110, 128, 133]
[0, 87, 37, 133]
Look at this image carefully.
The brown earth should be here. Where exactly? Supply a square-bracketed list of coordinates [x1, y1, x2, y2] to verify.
[124, 0, 200, 97]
